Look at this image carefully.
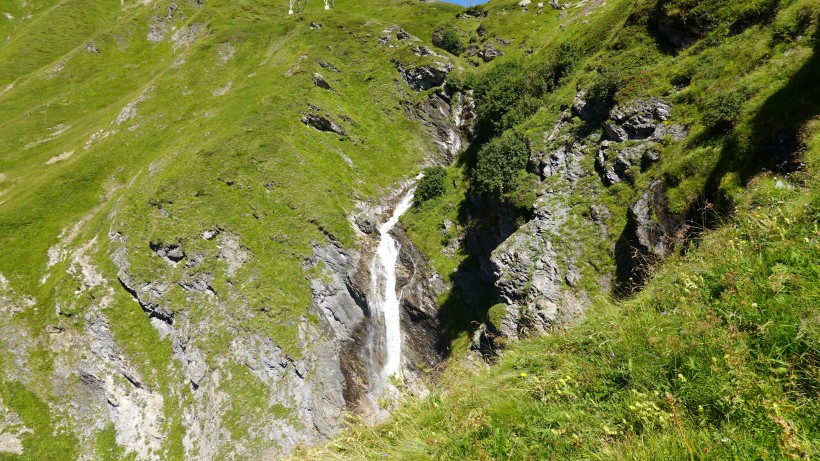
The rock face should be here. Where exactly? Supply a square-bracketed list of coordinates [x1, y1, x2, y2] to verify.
[394, 61, 452, 92]
[312, 72, 332, 91]
[478, 94, 687, 342]
[409, 86, 475, 162]
[392, 49, 474, 164]
[481, 43, 503, 62]
[594, 98, 686, 185]
[615, 180, 693, 287]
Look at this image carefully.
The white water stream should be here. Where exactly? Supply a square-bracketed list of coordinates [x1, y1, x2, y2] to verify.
[368, 178, 419, 392]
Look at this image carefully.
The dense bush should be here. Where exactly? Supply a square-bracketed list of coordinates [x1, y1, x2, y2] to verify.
[503, 170, 539, 210]
[773, 4, 818, 43]
[438, 27, 465, 56]
[471, 45, 583, 135]
[471, 131, 529, 198]
[585, 66, 623, 105]
[701, 89, 747, 131]
[414, 166, 448, 206]
[551, 42, 582, 85]
[471, 61, 532, 134]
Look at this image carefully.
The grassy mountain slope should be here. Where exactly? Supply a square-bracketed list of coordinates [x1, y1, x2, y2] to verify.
[0, 0, 462, 458]
[300, 0, 820, 458]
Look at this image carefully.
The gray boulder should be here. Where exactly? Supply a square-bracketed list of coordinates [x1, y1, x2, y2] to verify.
[312, 72, 332, 91]
[301, 105, 348, 137]
[482, 44, 503, 62]
[394, 61, 452, 92]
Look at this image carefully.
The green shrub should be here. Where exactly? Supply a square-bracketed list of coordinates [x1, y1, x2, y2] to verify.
[586, 66, 623, 105]
[471, 61, 530, 134]
[552, 42, 582, 84]
[471, 131, 529, 198]
[773, 4, 818, 43]
[414, 166, 448, 206]
[657, 0, 779, 40]
[503, 170, 539, 210]
[701, 89, 747, 131]
[438, 27, 465, 56]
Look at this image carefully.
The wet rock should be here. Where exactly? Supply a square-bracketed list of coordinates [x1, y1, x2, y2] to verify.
[355, 215, 378, 235]
[393, 226, 446, 385]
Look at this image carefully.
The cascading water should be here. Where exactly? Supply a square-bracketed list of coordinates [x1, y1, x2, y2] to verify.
[367, 178, 419, 399]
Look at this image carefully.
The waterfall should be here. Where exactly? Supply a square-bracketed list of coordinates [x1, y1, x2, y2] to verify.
[367, 178, 419, 396]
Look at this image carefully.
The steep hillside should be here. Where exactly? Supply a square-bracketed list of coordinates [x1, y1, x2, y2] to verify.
[298, 0, 820, 458]
[1, 0, 818, 459]
[0, 0, 469, 459]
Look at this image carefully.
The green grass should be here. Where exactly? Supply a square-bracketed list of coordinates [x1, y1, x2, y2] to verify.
[0, 381, 78, 461]
[0, 0, 464, 456]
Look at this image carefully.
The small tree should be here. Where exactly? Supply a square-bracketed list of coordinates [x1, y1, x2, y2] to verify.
[701, 89, 747, 131]
[414, 166, 448, 206]
[439, 27, 465, 56]
[552, 42, 582, 85]
[471, 131, 529, 199]
[586, 66, 623, 105]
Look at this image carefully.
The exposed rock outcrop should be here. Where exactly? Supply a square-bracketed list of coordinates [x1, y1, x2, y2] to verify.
[577, 98, 686, 185]
[479, 94, 687, 341]
[301, 105, 348, 137]
[312, 72, 332, 91]
[408, 86, 475, 162]
[615, 179, 694, 288]
[394, 61, 452, 92]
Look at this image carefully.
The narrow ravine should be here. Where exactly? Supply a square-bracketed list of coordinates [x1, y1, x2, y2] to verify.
[367, 178, 419, 398]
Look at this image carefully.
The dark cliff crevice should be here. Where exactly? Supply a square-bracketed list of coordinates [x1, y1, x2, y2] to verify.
[116, 275, 175, 326]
